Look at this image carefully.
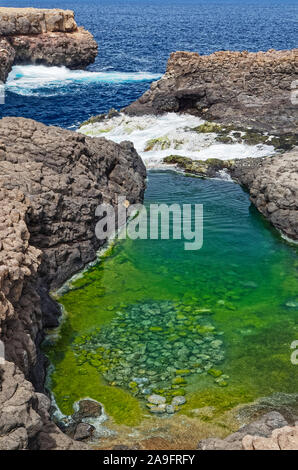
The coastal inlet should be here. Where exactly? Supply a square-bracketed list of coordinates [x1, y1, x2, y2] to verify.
[45, 171, 298, 429]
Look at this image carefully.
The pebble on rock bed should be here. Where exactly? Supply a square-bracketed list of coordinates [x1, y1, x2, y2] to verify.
[148, 394, 166, 405]
[72, 300, 227, 414]
[148, 404, 167, 413]
[172, 396, 186, 406]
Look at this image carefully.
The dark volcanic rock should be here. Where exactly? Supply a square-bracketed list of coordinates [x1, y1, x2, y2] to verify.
[73, 399, 102, 422]
[0, 37, 15, 82]
[73, 423, 95, 441]
[10, 28, 98, 70]
[163, 150, 298, 241]
[0, 117, 146, 450]
[0, 8, 98, 81]
[124, 49, 298, 134]
[0, 117, 146, 290]
[231, 149, 298, 240]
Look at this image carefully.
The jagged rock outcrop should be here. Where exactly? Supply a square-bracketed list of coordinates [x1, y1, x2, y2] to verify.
[125, 49, 298, 134]
[0, 117, 146, 449]
[0, 8, 98, 82]
[198, 411, 298, 450]
[231, 148, 298, 240]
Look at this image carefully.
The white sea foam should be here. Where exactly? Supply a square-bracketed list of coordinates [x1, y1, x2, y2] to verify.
[6, 65, 161, 96]
[79, 113, 276, 168]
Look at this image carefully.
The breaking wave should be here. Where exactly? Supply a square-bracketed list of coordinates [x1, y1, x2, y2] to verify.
[79, 113, 276, 168]
[6, 65, 161, 96]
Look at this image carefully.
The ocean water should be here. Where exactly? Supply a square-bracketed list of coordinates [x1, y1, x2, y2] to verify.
[1, 0, 297, 127]
[2, 0, 298, 445]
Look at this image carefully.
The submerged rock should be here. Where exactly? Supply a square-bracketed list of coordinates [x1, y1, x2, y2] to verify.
[148, 404, 167, 414]
[285, 300, 298, 308]
[172, 396, 186, 406]
[72, 300, 227, 412]
[148, 394, 166, 405]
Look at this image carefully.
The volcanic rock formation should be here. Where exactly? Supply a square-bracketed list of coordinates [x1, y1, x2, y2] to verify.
[0, 117, 146, 449]
[124, 49, 298, 134]
[163, 149, 298, 241]
[0, 7, 98, 82]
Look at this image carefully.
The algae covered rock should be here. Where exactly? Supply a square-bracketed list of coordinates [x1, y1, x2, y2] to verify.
[148, 394, 166, 405]
[163, 155, 234, 178]
[172, 396, 186, 406]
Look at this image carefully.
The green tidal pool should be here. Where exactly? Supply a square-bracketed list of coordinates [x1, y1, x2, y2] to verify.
[45, 170, 298, 428]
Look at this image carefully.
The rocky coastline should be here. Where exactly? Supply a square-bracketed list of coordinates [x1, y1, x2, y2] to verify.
[0, 117, 146, 449]
[0, 8, 98, 82]
[163, 148, 298, 241]
[0, 6, 297, 451]
[124, 49, 298, 135]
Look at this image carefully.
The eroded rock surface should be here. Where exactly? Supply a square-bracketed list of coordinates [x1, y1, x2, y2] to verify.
[0, 117, 146, 449]
[198, 412, 298, 450]
[0, 7, 98, 82]
[0, 117, 146, 291]
[231, 149, 298, 240]
[163, 150, 298, 241]
[125, 49, 298, 134]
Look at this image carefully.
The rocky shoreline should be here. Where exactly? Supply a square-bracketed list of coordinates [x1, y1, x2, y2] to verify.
[0, 8, 97, 82]
[124, 49, 298, 135]
[0, 6, 297, 451]
[163, 148, 298, 241]
[0, 117, 146, 449]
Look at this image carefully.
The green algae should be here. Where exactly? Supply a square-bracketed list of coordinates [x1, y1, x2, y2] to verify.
[191, 120, 298, 151]
[145, 136, 172, 152]
[47, 350, 142, 425]
[45, 171, 298, 428]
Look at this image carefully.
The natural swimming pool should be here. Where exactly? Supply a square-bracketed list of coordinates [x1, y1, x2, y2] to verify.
[45, 170, 298, 436]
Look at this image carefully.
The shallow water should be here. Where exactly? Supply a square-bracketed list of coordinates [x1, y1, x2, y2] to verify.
[45, 171, 298, 434]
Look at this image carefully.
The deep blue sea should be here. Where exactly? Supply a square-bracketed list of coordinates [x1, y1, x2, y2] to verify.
[1, 0, 297, 128]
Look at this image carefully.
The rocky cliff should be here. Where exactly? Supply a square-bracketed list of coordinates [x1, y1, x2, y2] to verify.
[125, 49, 298, 134]
[0, 117, 146, 449]
[0, 8, 98, 82]
[231, 149, 298, 240]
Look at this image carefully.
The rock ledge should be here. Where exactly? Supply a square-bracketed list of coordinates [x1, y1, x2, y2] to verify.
[0, 7, 98, 82]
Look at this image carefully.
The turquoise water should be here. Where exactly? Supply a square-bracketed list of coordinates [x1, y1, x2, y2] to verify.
[46, 170, 298, 428]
